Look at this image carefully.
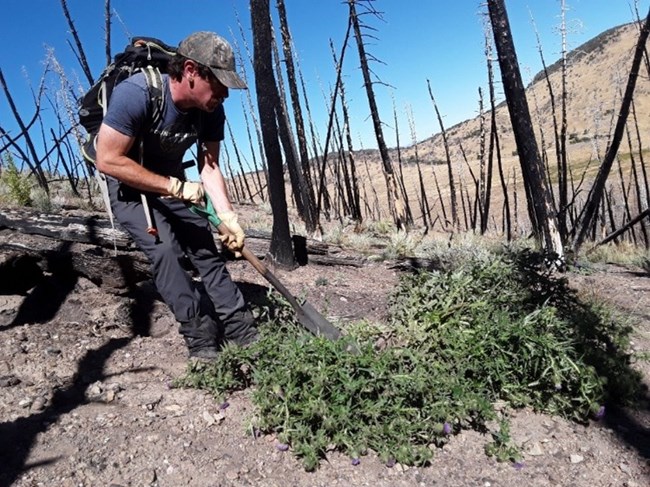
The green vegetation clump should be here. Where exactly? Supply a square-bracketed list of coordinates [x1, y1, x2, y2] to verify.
[0, 152, 32, 206]
[179, 248, 643, 471]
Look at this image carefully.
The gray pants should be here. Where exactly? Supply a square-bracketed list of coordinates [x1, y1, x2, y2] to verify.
[107, 177, 245, 324]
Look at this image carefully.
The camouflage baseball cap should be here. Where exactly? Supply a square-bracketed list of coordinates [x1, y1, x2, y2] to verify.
[177, 31, 247, 89]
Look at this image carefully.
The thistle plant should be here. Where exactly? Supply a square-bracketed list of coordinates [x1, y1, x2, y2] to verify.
[180, 247, 643, 470]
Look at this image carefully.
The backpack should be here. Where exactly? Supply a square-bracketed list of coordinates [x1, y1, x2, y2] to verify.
[79, 36, 177, 165]
[78, 37, 177, 244]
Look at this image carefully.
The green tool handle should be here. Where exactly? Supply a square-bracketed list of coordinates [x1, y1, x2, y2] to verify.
[189, 193, 222, 227]
[191, 196, 300, 307]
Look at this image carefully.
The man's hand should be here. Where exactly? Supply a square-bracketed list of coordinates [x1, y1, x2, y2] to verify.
[218, 211, 245, 255]
[168, 176, 205, 205]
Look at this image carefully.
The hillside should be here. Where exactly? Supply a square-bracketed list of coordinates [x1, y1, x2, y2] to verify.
[337, 22, 650, 229]
[411, 22, 649, 163]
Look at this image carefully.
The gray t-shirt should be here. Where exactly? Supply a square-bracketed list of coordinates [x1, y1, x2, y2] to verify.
[103, 72, 225, 179]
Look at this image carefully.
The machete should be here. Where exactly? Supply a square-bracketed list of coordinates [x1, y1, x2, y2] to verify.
[191, 196, 342, 341]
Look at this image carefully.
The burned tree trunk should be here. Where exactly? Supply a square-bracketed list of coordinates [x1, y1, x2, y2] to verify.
[330, 42, 362, 222]
[60, 0, 94, 85]
[348, 0, 408, 230]
[573, 7, 650, 253]
[0, 69, 50, 194]
[427, 81, 458, 229]
[276, 0, 318, 233]
[104, 0, 112, 66]
[487, 0, 563, 260]
[250, 0, 296, 268]
[270, 19, 311, 226]
[315, 21, 352, 225]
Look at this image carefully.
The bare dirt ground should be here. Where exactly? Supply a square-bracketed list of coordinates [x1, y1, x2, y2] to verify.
[0, 212, 649, 487]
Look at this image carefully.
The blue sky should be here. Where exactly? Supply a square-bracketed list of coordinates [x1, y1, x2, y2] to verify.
[0, 0, 646, 174]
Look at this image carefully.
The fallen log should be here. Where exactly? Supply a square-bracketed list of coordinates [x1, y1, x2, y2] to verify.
[0, 207, 347, 259]
[0, 208, 367, 293]
[588, 208, 650, 252]
[0, 207, 133, 249]
[0, 233, 150, 293]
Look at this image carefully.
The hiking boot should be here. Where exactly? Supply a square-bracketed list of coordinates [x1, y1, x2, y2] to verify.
[223, 309, 259, 347]
[179, 315, 221, 360]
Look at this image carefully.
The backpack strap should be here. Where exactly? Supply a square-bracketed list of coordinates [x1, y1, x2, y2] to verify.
[142, 66, 165, 130]
[139, 66, 165, 239]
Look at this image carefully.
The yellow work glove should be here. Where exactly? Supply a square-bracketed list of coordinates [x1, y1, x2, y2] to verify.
[167, 176, 205, 205]
[218, 211, 245, 256]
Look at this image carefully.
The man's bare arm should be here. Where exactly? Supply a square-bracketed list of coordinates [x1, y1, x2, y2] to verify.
[200, 140, 234, 213]
[95, 124, 173, 195]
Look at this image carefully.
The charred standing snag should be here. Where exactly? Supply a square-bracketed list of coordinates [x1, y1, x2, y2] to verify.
[487, 0, 564, 261]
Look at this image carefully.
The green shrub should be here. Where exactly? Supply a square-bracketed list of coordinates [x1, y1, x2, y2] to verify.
[0, 152, 32, 206]
[178, 248, 643, 470]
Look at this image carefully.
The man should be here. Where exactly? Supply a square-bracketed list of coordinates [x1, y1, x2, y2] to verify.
[96, 31, 258, 360]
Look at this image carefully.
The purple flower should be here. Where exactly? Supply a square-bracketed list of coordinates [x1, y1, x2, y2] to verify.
[594, 405, 606, 420]
[442, 422, 452, 435]
[513, 462, 525, 471]
[275, 442, 290, 451]
[351, 458, 360, 466]
[219, 401, 230, 410]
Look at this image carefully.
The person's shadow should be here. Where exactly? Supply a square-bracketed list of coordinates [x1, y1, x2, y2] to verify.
[1, 242, 78, 331]
[0, 251, 153, 487]
[0, 243, 272, 486]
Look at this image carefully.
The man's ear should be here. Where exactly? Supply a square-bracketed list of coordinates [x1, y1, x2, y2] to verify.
[184, 60, 199, 77]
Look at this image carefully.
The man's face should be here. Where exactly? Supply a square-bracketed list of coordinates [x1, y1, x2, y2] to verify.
[192, 65, 229, 112]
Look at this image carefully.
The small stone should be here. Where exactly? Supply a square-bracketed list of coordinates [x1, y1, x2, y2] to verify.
[619, 462, 631, 474]
[526, 442, 544, 456]
[30, 397, 46, 412]
[225, 470, 239, 481]
[275, 443, 289, 452]
[570, 454, 584, 464]
[18, 398, 33, 408]
[0, 375, 20, 387]
[203, 411, 215, 426]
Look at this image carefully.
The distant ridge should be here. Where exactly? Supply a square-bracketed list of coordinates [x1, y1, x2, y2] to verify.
[530, 22, 634, 85]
